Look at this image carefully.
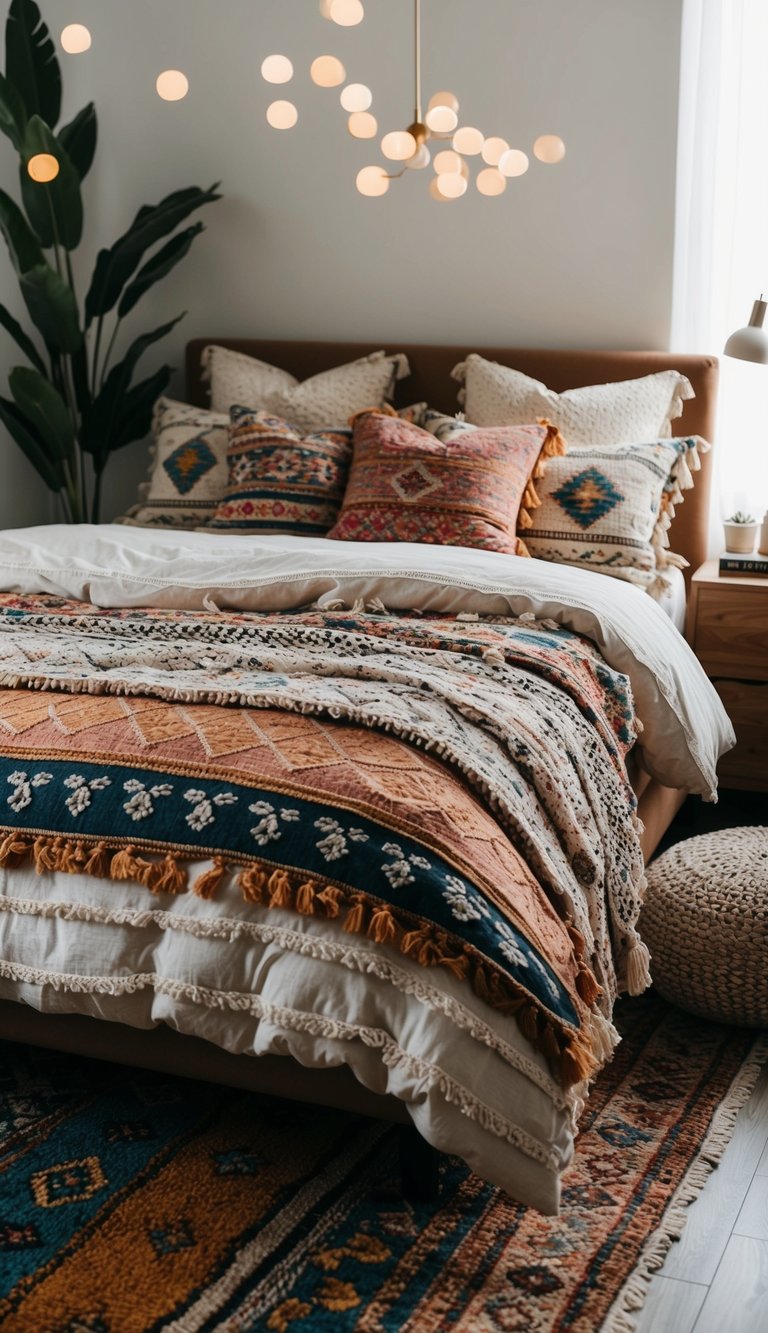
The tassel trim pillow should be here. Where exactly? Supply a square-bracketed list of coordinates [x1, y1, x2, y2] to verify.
[425, 413, 708, 593]
[209, 406, 353, 535]
[326, 409, 566, 555]
[117, 397, 230, 529]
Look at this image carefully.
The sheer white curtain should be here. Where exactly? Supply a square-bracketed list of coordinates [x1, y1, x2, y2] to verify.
[672, 0, 768, 547]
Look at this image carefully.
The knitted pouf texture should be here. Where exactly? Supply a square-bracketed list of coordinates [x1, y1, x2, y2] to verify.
[641, 826, 768, 1026]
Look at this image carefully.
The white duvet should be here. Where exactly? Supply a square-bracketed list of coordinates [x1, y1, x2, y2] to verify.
[0, 526, 734, 1213]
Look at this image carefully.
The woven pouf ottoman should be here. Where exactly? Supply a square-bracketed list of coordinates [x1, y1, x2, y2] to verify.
[640, 826, 768, 1026]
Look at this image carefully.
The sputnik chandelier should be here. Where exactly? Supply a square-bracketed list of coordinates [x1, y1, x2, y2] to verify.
[261, 0, 565, 200]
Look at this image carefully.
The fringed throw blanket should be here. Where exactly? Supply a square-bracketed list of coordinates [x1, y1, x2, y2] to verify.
[0, 594, 648, 1088]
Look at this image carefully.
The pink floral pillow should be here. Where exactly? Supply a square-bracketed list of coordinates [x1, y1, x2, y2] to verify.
[326, 410, 565, 554]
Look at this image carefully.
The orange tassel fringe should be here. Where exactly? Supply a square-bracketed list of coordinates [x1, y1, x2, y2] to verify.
[0, 825, 601, 1088]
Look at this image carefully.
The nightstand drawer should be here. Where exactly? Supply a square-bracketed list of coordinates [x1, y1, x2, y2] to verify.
[694, 587, 768, 679]
[714, 679, 768, 790]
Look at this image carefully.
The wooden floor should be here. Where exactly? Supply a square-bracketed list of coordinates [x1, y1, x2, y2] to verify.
[635, 789, 768, 1332]
[635, 1063, 768, 1333]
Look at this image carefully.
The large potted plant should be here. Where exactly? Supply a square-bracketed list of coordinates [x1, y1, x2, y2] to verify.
[0, 0, 220, 521]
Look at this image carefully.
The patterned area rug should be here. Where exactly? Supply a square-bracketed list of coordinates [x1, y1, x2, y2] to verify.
[1, 995, 766, 1333]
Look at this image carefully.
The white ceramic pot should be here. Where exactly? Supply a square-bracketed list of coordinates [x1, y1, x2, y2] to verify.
[723, 522, 759, 554]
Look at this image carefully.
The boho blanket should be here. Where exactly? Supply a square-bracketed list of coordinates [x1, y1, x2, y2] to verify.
[0, 594, 648, 1088]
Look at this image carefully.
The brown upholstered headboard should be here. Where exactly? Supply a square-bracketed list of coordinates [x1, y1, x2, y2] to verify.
[186, 339, 718, 582]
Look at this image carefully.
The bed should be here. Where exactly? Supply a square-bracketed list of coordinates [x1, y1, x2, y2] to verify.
[0, 341, 732, 1214]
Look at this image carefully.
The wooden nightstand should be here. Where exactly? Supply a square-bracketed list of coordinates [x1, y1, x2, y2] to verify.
[686, 560, 768, 791]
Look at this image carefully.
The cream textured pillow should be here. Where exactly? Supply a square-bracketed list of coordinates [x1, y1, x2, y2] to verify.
[202, 346, 410, 434]
[117, 397, 229, 529]
[452, 355, 694, 444]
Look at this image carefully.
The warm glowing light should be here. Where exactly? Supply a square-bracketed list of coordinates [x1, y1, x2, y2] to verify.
[481, 137, 509, 166]
[60, 23, 91, 54]
[434, 150, 462, 175]
[476, 167, 507, 196]
[429, 177, 452, 202]
[310, 55, 346, 87]
[534, 134, 566, 163]
[499, 148, 529, 177]
[406, 143, 431, 169]
[356, 165, 389, 196]
[330, 0, 364, 25]
[340, 83, 372, 112]
[427, 90, 459, 113]
[425, 105, 458, 134]
[453, 126, 484, 156]
[436, 172, 467, 199]
[348, 111, 377, 139]
[261, 54, 293, 84]
[381, 129, 417, 161]
[27, 153, 59, 183]
[156, 70, 189, 101]
[319, 0, 333, 16]
[266, 99, 298, 129]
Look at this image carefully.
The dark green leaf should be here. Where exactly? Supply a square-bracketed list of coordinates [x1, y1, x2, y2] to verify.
[117, 223, 203, 319]
[0, 392, 64, 490]
[105, 365, 173, 456]
[0, 298, 46, 372]
[19, 263, 82, 353]
[70, 341, 91, 417]
[9, 365, 74, 461]
[83, 314, 184, 456]
[85, 183, 220, 324]
[0, 70, 27, 149]
[5, 0, 60, 127]
[0, 186, 44, 272]
[20, 116, 83, 250]
[59, 102, 97, 181]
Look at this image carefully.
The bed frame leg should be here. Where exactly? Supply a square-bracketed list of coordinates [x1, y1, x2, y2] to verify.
[397, 1124, 440, 1202]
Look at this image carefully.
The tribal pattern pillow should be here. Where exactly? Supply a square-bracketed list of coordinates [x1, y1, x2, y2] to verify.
[427, 415, 709, 594]
[117, 398, 229, 529]
[202, 346, 410, 434]
[326, 410, 565, 555]
[452, 355, 694, 445]
[209, 406, 353, 535]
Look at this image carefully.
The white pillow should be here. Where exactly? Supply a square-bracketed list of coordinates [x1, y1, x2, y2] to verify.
[117, 397, 229, 530]
[451, 354, 694, 444]
[202, 346, 410, 434]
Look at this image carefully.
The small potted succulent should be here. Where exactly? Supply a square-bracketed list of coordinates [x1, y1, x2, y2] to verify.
[723, 510, 759, 554]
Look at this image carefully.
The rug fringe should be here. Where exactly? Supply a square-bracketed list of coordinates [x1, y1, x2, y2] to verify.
[602, 1027, 768, 1332]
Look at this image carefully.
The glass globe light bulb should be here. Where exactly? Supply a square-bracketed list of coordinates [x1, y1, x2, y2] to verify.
[381, 129, 417, 161]
[340, 83, 372, 112]
[156, 70, 189, 101]
[476, 167, 507, 196]
[498, 148, 529, 177]
[261, 54, 293, 84]
[319, 0, 334, 17]
[427, 90, 459, 113]
[453, 126, 484, 156]
[436, 172, 467, 199]
[310, 55, 346, 88]
[60, 24, 91, 54]
[429, 177, 452, 202]
[425, 105, 458, 134]
[405, 143, 431, 169]
[266, 100, 298, 129]
[356, 165, 389, 197]
[534, 134, 566, 164]
[481, 136, 509, 167]
[433, 149, 462, 175]
[330, 0, 364, 25]
[27, 153, 59, 183]
[348, 111, 377, 139]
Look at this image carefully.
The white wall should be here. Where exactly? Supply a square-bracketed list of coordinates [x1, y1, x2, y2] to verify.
[0, 0, 683, 526]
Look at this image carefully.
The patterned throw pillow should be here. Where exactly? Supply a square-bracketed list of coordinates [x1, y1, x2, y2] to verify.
[117, 397, 229, 529]
[202, 346, 410, 434]
[426, 413, 709, 593]
[209, 406, 353, 535]
[452, 355, 694, 444]
[326, 410, 565, 555]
